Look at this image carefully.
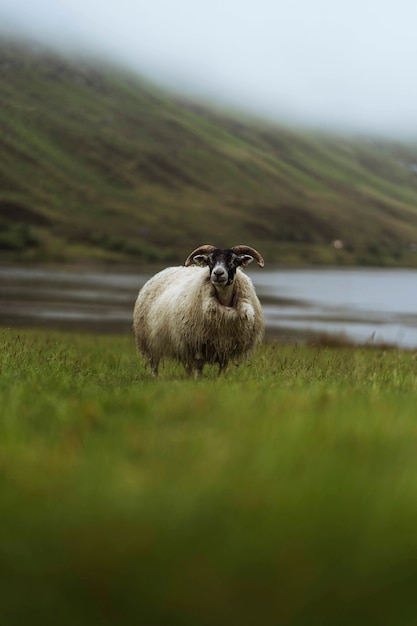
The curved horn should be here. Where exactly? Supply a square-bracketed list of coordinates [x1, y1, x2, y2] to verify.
[184, 245, 216, 266]
[231, 246, 265, 268]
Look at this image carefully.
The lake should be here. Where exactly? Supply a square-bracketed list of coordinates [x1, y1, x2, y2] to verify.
[1, 264, 417, 348]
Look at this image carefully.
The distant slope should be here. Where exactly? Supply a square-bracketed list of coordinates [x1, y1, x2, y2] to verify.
[2, 38, 417, 265]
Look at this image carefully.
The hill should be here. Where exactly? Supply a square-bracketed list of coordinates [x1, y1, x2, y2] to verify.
[2, 38, 417, 266]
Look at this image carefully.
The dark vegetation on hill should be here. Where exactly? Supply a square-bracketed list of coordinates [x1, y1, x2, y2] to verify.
[2, 38, 417, 265]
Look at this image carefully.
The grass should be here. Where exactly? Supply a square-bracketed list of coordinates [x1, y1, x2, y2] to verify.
[2, 328, 417, 624]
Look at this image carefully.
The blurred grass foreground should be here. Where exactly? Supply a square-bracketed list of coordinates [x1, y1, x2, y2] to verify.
[2, 328, 417, 625]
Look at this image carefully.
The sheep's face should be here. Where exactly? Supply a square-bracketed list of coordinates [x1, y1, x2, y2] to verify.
[191, 249, 254, 288]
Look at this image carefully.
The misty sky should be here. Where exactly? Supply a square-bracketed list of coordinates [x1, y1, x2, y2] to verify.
[2, 0, 417, 136]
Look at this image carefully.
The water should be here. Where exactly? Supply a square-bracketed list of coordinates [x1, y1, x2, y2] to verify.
[0, 265, 144, 334]
[256, 268, 417, 348]
[1, 265, 417, 348]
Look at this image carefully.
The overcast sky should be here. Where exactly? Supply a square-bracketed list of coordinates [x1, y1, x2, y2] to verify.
[2, 0, 417, 136]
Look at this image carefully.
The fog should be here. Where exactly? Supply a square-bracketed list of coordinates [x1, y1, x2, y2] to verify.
[2, 0, 417, 136]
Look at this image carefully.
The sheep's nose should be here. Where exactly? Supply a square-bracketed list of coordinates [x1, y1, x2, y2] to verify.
[214, 268, 223, 275]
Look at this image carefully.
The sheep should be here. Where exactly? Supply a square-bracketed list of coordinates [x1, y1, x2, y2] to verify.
[133, 245, 265, 377]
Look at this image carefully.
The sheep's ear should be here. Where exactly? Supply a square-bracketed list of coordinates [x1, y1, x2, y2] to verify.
[238, 254, 254, 267]
[191, 254, 210, 267]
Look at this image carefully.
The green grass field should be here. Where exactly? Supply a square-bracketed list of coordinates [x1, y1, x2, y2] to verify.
[2, 328, 417, 625]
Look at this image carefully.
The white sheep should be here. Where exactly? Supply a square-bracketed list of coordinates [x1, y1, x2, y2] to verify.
[133, 245, 265, 377]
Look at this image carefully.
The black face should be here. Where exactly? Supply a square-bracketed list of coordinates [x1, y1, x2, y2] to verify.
[193, 248, 253, 287]
[209, 249, 240, 286]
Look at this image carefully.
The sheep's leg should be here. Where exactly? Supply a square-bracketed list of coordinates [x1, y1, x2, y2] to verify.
[191, 357, 204, 379]
[218, 360, 229, 375]
[149, 357, 159, 378]
[184, 350, 203, 379]
[193, 365, 203, 379]
[183, 360, 202, 378]
[183, 362, 204, 378]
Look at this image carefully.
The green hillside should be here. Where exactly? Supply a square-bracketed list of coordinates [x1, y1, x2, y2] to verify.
[2, 38, 417, 265]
